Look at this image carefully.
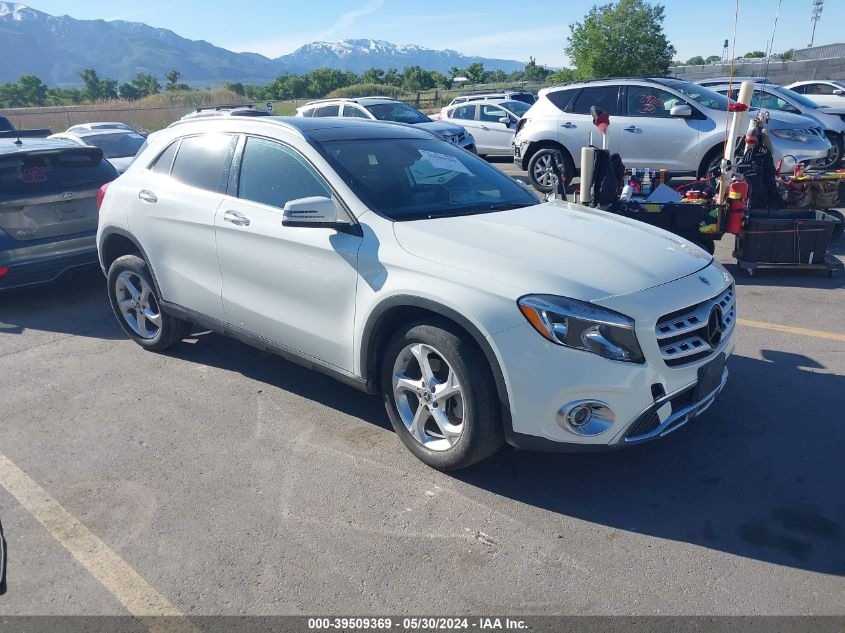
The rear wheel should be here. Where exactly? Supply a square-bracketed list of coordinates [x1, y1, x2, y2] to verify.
[819, 133, 843, 170]
[107, 255, 191, 351]
[381, 320, 504, 470]
[527, 146, 574, 194]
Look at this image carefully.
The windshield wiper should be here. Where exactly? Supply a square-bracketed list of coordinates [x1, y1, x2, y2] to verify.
[487, 202, 532, 211]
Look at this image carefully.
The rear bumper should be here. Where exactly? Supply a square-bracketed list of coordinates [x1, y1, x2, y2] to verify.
[0, 234, 98, 290]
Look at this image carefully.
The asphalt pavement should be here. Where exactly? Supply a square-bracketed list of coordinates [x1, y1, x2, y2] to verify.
[0, 166, 843, 619]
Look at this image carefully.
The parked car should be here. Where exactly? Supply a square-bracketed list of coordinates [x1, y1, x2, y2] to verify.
[437, 99, 530, 156]
[785, 80, 845, 109]
[707, 82, 844, 168]
[1, 138, 118, 290]
[296, 97, 476, 152]
[48, 128, 147, 173]
[448, 90, 536, 106]
[97, 116, 735, 469]
[66, 122, 134, 133]
[513, 77, 832, 193]
[0, 115, 51, 140]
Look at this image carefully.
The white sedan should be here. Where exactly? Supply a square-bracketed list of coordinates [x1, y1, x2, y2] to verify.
[48, 128, 147, 173]
[786, 80, 845, 109]
[437, 99, 530, 156]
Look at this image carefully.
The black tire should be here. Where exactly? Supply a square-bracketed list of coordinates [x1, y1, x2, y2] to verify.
[380, 319, 504, 470]
[107, 254, 191, 351]
[825, 209, 844, 240]
[527, 145, 574, 194]
[819, 133, 843, 170]
[698, 146, 724, 179]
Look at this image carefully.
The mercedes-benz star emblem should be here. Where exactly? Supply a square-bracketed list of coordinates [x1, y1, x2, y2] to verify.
[706, 305, 724, 347]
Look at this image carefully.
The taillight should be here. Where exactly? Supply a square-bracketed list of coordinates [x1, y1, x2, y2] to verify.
[97, 182, 110, 211]
[0, 267, 8, 277]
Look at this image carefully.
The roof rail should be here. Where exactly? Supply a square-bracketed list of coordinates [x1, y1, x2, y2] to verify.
[167, 116, 304, 137]
[192, 103, 259, 112]
[549, 76, 672, 89]
[303, 97, 358, 106]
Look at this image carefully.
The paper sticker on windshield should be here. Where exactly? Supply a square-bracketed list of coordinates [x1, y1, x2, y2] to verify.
[419, 150, 472, 175]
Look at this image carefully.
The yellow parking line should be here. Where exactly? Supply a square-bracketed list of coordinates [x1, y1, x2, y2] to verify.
[737, 318, 845, 342]
[0, 453, 197, 633]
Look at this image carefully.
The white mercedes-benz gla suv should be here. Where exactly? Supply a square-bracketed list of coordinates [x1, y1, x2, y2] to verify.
[97, 116, 735, 470]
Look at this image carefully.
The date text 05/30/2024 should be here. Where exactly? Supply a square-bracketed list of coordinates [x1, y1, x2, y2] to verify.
[308, 617, 528, 630]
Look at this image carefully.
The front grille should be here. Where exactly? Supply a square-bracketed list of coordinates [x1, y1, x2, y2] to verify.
[624, 384, 699, 441]
[625, 409, 661, 437]
[655, 285, 735, 367]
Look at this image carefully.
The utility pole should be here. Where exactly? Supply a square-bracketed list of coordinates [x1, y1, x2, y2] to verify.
[809, 0, 823, 48]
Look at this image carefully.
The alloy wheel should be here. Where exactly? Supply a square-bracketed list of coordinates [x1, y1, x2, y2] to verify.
[532, 152, 563, 188]
[392, 343, 465, 451]
[114, 271, 161, 339]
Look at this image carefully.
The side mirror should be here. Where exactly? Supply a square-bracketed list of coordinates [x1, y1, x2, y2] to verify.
[778, 154, 797, 174]
[669, 104, 692, 118]
[498, 116, 511, 126]
[783, 104, 800, 114]
[834, 89, 845, 96]
[282, 196, 339, 227]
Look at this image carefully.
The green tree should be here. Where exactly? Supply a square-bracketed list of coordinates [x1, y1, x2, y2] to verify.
[780, 48, 794, 61]
[225, 81, 246, 96]
[548, 68, 576, 84]
[17, 75, 48, 106]
[744, 50, 765, 58]
[448, 66, 464, 81]
[705, 55, 721, 64]
[401, 65, 434, 92]
[361, 67, 385, 84]
[465, 62, 485, 84]
[383, 68, 400, 85]
[165, 69, 182, 91]
[119, 82, 141, 100]
[130, 73, 161, 97]
[430, 71, 451, 89]
[686, 56, 705, 66]
[524, 64, 550, 82]
[565, 0, 676, 78]
[78, 68, 103, 100]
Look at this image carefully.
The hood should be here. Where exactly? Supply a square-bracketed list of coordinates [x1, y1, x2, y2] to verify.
[817, 105, 845, 116]
[392, 201, 712, 302]
[414, 121, 465, 137]
[763, 110, 823, 130]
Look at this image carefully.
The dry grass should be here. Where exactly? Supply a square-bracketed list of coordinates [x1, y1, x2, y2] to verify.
[0, 89, 297, 133]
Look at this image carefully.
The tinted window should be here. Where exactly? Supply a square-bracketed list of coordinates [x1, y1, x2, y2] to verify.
[664, 81, 728, 110]
[508, 93, 535, 104]
[238, 137, 331, 209]
[83, 132, 146, 158]
[149, 140, 178, 175]
[0, 148, 116, 200]
[170, 134, 236, 193]
[626, 86, 683, 117]
[808, 83, 836, 95]
[364, 103, 430, 124]
[0, 116, 12, 132]
[343, 106, 369, 118]
[570, 86, 620, 115]
[790, 84, 807, 94]
[313, 105, 340, 117]
[500, 101, 530, 117]
[299, 108, 315, 117]
[318, 138, 537, 221]
[450, 105, 476, 120]
[545, 89, 578, 112]
[479, 105, 507, 122]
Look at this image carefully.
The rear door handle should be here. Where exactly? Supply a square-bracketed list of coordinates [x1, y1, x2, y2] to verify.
[223, 210, 250, 226]
[138, 190, 157, 203]
[561, 122, 576, 129]
[624, 126, 639, 132]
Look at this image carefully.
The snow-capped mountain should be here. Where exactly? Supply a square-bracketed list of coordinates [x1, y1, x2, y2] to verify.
[0, 3, 526, 85]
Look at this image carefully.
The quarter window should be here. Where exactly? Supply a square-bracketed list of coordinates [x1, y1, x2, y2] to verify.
[546, 89, 577, 112]
[170, 134, 236, 193]
[313, 105, 340, 117]
[238, 137, 331, 209]
[570, 86, 620, 115]
[149, 140, 179, 175]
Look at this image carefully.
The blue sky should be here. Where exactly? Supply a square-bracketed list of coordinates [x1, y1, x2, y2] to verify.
[24, 0, 845, 67]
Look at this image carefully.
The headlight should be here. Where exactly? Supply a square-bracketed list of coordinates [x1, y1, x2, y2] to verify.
[771, 128, 815, 143]
[517, 295, 644, 363]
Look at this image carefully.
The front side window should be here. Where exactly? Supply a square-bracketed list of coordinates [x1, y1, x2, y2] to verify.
[170, 134, 236, 193]
[364, 103, 431, 124]
[342, 106, 370, 119]
[570, 86, 620, 116]
[479, 105, 507, 123]
[318, 137, 537, 221]
[238, 137, 331, 209]
[499, 101, 530, 117]
[626, 86, 682, 117]
[808, 83, 836, 95]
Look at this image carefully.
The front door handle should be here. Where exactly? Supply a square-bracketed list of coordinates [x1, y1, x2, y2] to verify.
[624, 126, 639, 132]
[480, 125, 489, 130]
[138, 190, 157, 203]
[223, 210, 250, 226]
[561, 122, 576, 129]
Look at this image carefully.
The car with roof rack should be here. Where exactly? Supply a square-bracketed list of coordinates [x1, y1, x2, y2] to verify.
[447, 90, 536, 106]
[295, 96, 475, 152]
[1, 137, 118, 290]
[66, 122, 135, 133]
[96, 114, 735, 469]
[512, 76, 831, 193]
[180, 104, 273, 121]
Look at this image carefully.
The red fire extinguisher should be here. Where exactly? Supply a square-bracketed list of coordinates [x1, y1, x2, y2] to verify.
[726, 176, 748, 234]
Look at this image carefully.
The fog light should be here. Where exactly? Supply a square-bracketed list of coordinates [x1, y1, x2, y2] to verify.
[557, 400, 615, 436]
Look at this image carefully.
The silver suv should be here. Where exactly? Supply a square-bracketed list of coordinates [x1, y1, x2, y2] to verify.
[513, 77, 832, 193]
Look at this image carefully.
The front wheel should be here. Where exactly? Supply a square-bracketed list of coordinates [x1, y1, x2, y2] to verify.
[819, 133, 843, 170]
[381, 320, 504, 470]
[527, 147, 573, 194]
[107, 254, 191, 351]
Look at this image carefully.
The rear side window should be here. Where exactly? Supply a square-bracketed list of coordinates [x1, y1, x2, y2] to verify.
[313, 105, 340, 117]
[342, 106, 369, 118]
[170, 134, 236, 193]
[545, 89, 577, 112]
[0, 148, 116, 200]
[569, 86, 620, 115]
[299, 108, 315, 117]
[238, 137, 331, 209]
[149, 140, 178, 175]
[450, 105, 476, 120]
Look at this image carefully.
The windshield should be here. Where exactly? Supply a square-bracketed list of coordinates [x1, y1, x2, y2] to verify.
[500, 101, 531, 117]
[84, 132, 146, 158]
[771, 86, 823, 110]
[665, 82, 731, 110]
[317, 137, 538, 221]
[364, 103, 431, 124]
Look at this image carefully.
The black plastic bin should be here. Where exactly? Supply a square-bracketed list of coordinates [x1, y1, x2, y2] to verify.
[736, 211, 835, 264]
